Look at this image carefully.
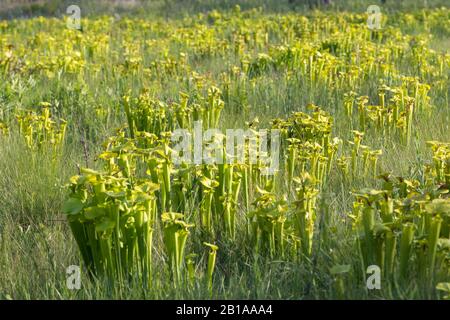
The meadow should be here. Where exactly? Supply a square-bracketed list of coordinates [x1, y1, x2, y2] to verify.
[0, 0, 449, 299]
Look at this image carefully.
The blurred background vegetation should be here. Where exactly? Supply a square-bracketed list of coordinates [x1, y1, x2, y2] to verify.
[0, 0, 449, 19]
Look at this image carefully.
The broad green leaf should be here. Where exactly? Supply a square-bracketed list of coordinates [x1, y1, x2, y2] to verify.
[62, 198, 84, 215]
[95, 217, 116, 233]
[84, 207, 106, 220]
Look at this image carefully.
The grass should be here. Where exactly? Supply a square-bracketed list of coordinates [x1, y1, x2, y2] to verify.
[0, 0, 449, 300]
